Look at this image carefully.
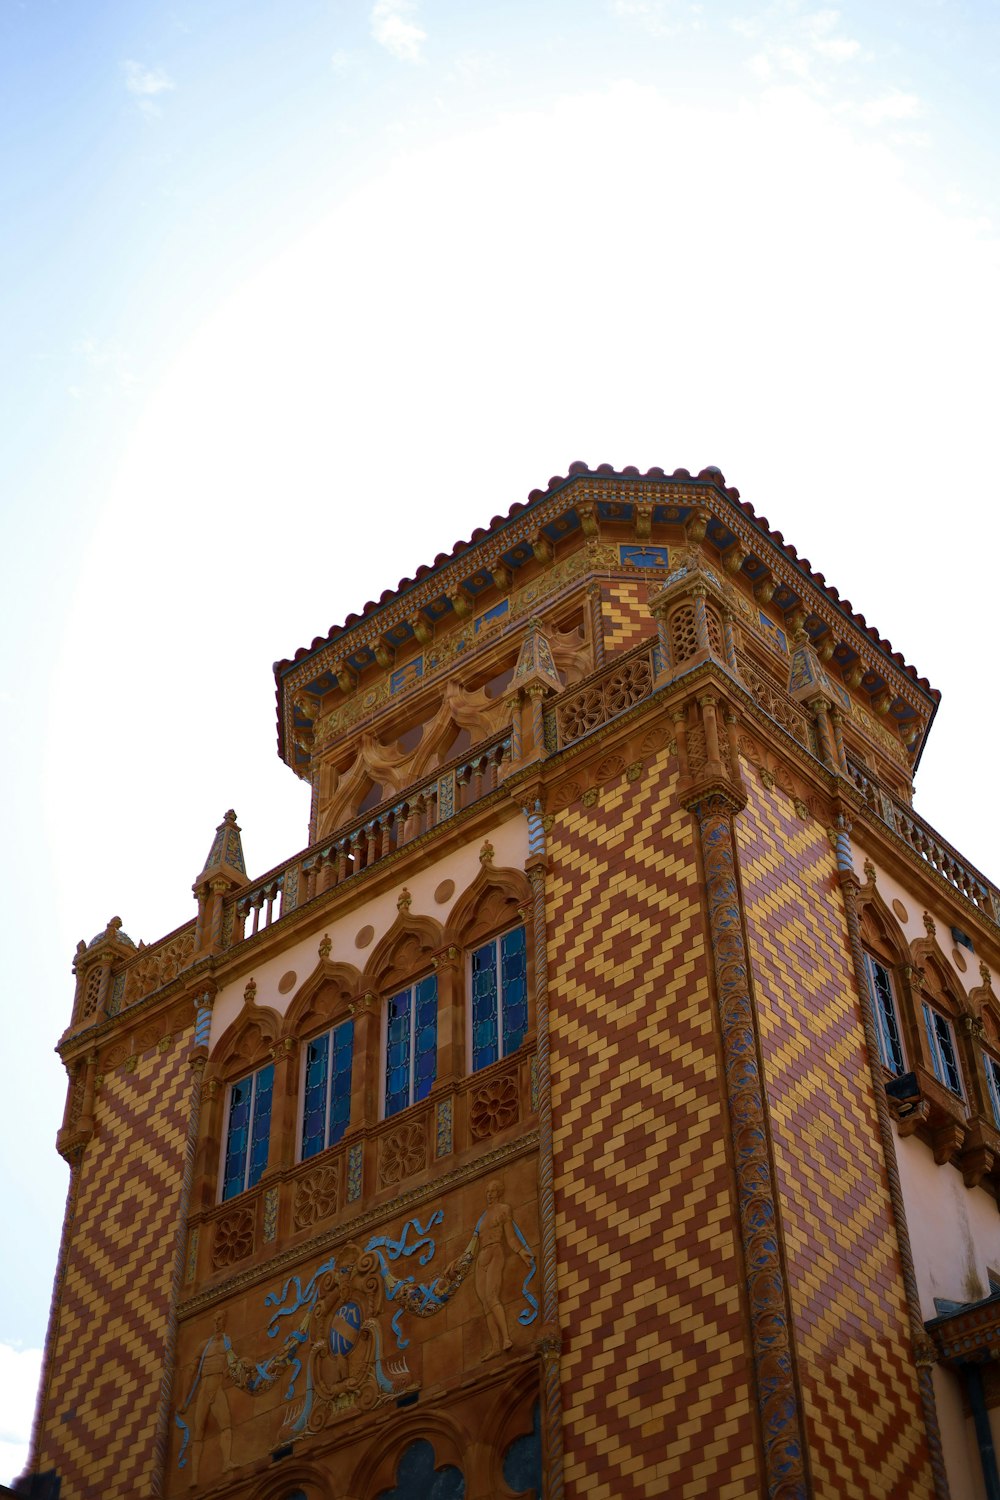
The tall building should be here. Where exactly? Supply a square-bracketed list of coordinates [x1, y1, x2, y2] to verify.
[22, 463, 1000, 1500]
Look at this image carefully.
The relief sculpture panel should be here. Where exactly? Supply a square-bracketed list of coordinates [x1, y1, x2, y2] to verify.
[171, 1162, 538, 1490]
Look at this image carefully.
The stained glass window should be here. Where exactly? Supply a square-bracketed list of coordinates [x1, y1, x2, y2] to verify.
[301, 1019, 354, 1160]
[863, 954, 905, 1076]
[922, 1003, 962, 1096]
[384, 975, 438, 1118]
[471, 925, 528, 1072]
[222, 1062, 274, 1200]
[985, 1054, 1000, 1128]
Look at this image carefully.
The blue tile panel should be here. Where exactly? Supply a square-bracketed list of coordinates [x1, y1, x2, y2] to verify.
[222, 1063, 274, 1200]
[471, 925, 528, 1072]
[301, 1019, 355, 1161]
[385, 975, 438, 1117]
[619, 544, 669, 569]
[390, 657, 423, 695]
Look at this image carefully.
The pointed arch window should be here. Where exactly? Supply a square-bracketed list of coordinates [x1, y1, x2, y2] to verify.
[471, 925, 528, 1072]
[221, 1063, 274, 1200]
[863, 952, 905, 1076]
[922, 1003, 963, 1097]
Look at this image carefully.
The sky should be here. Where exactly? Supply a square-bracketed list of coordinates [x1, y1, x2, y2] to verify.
[2, 0, 999, 1481]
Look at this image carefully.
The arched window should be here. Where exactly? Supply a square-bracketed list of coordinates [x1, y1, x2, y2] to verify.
[375, 1438, 464, 1499]
[365, 913, 444, 1122]
[863, 951, 906, 1076]
[917, 958, 965, 1100]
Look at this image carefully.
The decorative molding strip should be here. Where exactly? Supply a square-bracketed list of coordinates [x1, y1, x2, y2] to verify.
[689, 790, 807, 1500]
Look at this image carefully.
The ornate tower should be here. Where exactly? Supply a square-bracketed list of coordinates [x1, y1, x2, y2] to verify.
[23, 463, 1000, 1499]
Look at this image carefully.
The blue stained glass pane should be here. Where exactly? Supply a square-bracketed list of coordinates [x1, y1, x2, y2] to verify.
[471, 939, 499, 1072]
[222, 1078, 252, 1200]
[501, 928, 528, 1056]
[329, 1019, 354, 1144]
[247, 1064, 273, 1189]
[302, 1035, 330, 1160]
[413, 976, 437, 1102]
[385, 990, 412, 1117]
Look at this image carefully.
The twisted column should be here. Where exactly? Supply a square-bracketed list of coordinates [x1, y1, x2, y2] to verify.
[523, 800, 564, 1500]
[690, 790, 808, 1499]
[835, 823, 951, 1499]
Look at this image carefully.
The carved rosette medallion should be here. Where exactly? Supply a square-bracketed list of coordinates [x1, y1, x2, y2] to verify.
[378, 1121, 427, 1188]
[470, 1072, 520, 1140]
[211, 1207, 255, 1270]
[294, 1163, 340, 1230]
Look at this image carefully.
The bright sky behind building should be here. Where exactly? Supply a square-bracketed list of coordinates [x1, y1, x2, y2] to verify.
[2, 0, 999, 1480]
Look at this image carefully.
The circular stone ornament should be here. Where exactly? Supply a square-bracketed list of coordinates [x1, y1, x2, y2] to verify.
[434, 879, 455, 905]
[278, 970, 297, 995]
[891, 899, 909, 924]
[355, 924, 374, 949]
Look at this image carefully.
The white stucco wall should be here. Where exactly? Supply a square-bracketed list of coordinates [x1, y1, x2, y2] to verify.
[207, 811, 528, 1049]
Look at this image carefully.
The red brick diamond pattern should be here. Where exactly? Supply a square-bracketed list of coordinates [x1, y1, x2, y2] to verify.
[547, 751, 759, 1498]
[737, 781, 935, 1499]
[37, 1040, 192, 1498]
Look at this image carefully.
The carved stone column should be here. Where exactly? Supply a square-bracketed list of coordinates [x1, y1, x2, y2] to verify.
[522, 800, 564, 1500]
[687, 787, 808, 1500]
[432, 944, 463, 1087]
[350, 991, 379, 1130]
[264, 1036, 299, 1174]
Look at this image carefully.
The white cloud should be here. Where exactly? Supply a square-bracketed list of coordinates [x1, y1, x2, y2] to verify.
[741, 5, 862, 89]
[123, 59, 176, 115]
[855, 88, 922, 126]
[0, 1343, 42, 1486]
[611, 0, 703, 38]
[370, 0, 426, 63]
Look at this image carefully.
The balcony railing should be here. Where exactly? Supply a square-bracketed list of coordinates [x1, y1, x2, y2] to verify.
[847, 755, 1000, 922]
[225, 731, 513, 947]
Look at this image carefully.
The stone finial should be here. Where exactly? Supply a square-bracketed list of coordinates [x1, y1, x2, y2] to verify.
[511, 617, 562, 695]
[319, 933, 332, 961]
[923, 912, 935, 939]
[243, 978, 258, 1009]
[479, 839, 495, 866]
[397, 888, 412, 913]
[198, 809, 247, 886]
[106, 916, 123, 937]
[981, 962, 993, 990]
[863, 858, 877, 887]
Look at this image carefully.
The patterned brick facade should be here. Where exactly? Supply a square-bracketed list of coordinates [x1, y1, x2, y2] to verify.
[599, 579, 658, 657]
[737, 778, 934, 1498]
[37, 1037, 194, 1496]
[547, 750, 760, 1498]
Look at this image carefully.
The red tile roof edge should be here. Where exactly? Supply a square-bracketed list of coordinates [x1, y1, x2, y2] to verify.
[273, 463, 939, 761]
